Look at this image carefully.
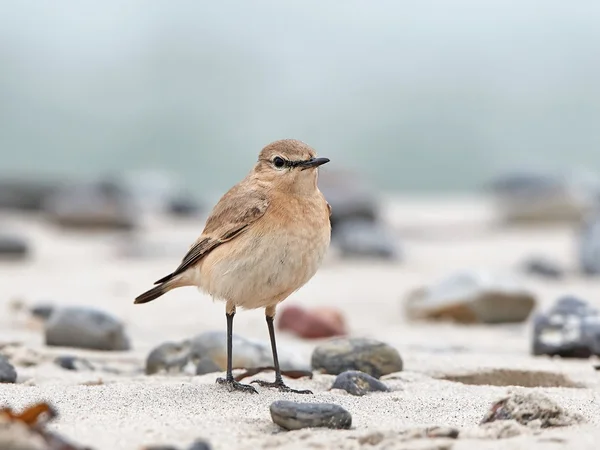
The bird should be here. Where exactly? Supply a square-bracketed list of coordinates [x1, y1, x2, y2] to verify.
[134, 139, 331, 394]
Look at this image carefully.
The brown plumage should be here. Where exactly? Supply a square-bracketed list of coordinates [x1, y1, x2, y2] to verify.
[134, 139, 331, 394]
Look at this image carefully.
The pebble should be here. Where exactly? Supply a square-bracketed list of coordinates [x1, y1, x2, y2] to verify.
[0, 178, 59, 212]
[331, 370, 390, 396]
[45, 307, 130, 351]
[54, 356, 95, 371]
[532, 295, 600, 358]
[277, 305, 347, 339]
[522, 256, 565, 279]
[188, 440, 212, 450]
[333, 219, 399, 260]
[270, 400, 352, 431]
[0, 355, 17, 383]
[311, 337, 403, 378]
[0, 234, 29, 261]
[195, 357, 222, 375]
[30, 303, 55, 321]
[146, 341, 191, 375]
[404, 269, 537, 324]
[480, 392, 582, 428]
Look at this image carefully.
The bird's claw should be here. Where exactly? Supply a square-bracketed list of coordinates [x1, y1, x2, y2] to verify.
[216, 377, 258, 394]
[251, 379, 313, 394]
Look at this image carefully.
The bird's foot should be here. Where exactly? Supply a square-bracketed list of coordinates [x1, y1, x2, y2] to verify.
[216, 377, 258, 394]
[251, 379, 313, 394]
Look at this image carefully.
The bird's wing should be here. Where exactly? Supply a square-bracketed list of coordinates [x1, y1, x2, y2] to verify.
[153, 185, 269, 284]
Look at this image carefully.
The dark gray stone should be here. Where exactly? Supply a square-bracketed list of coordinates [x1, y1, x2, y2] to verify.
[45, 307, 130, 351]
[54, 356, 95, 371]
[188, 439, 212, 450]
[579, 212, 600, 276]
[0, 179, 60, 211]
[311, 338, 403, 378]
[146, 341, 191, 375]
[0, 355, 17, 383]
[30, 303, 55, 321]
[532, 296, 600, 358]
[0, 234, 29, 260]
[331, 370, 390, 396]
[195, 357, 221, 375]
[270, 400, 352, 431]
[333, 219, 399, 260]
[522, 257, 565, 279]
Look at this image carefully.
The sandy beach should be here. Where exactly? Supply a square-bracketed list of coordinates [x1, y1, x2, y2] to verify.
[2, 195, 600, 450]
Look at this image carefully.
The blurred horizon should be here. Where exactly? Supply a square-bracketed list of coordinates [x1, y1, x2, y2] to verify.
[2, 0, 600, 195]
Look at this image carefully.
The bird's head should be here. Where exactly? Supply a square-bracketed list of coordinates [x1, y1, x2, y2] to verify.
[253, 139, 330, 194]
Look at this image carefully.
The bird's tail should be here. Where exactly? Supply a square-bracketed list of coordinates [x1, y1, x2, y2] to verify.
[134, 277, 181, 304]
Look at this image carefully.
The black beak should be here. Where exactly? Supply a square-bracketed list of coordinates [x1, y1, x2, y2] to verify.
[299, 157, 330, 170]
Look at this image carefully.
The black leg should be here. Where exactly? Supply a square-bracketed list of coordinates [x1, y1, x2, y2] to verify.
[216, 311, 257, 394]
[251, 314, 313, 394]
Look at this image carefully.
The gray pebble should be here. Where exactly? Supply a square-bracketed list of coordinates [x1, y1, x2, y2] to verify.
[195, 357, 222, 375]
[54, 356, 95, 371]
[45, 307, 130, 351]
[331, 370, 390, 396]
[311, 337, 403, 378]
[0, 355, 17, 383]
[188, 439, 212, 450]
[270, 400, 352, 431]
[146, 341, 191, 375]
[0, 234, 29, 260]
[30, 303, 55, 321]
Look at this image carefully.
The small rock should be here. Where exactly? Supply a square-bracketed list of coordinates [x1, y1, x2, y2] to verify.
[311, 337, 403, 378]
[522, 257, 565, 279]
[0, 234, 29, 261]
[188, 439, 212, 450]
[0, 355, 17, 383]
[277, 305, 347, 339]
[45, 307, 130, 351]
[146, 341, 191, 375]
[331, 370, 389, 396]
[167, 195, 203, 218]
[532, 295, 600, 358]
[43, 180, 137, 231]
[195, 357, 222, 375]
[404, 270, 537, 324]
[333, 219, 399, 260]
[0, 179, 60, 212]
[578, 212, 600, 276]
[190, 331, 308, 372]
[30, 304, 55, 321]
[270, 400, 352, 431]
[480, 392, 583, 428]
[488, 170, 600, 224]
[54, 356, 95, 371]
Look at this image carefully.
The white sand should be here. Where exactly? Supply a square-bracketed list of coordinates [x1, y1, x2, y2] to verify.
[2, 195, 600, 449]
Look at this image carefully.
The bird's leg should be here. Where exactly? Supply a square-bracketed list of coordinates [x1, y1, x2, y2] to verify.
[216, 305, 257, 394]
[251, 308, 313, 394]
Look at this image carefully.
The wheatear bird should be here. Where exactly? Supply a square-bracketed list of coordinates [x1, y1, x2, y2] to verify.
[134, 139, 331, 394]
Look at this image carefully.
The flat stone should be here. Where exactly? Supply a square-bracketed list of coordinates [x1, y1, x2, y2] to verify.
[45, 307, 130, 351]
[480, 392, 583, 428]
[331, 370, 390, 396]
[0, 355, 17, 383]
[146, 341, 191, 375]
[532, 295, 600, 357]
[277, 305, 347, 339]
[311, 337, 403, 378]
[404, 269, 537, 324]
[270, 400, 352, 431]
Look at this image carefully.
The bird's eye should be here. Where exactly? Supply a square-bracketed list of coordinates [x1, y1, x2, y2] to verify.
[273, 156, 285, 168]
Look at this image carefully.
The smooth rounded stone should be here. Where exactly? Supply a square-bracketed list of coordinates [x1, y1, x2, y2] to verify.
[43, 180, 137, 231]
[0, 234, 29, 260]
[190, 331, 308, 371]
[30, 303, 55, 321]
[45, 307, 130, 351]
[333, 219, 400, 260]
[480, 392, 583, 428]
[188, 439, 212, 450]
[311, 337, 403, 378]
[578, 212, 600, 276]
[54, 356, 95, 371]
[278, 305, 347, 339]
[0, 355, 17, 383]
[532, 295, 600, 358]
[318, 169, 380, 234]
[331, 370, 390, 396]
[195, 357, 222, 375]
[270, 400, 352, 431]
[403, 269, 537, 324]
[146, 341, 191, 375]
[488, 170, 600, 224]
[522, 256, 565, 279]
